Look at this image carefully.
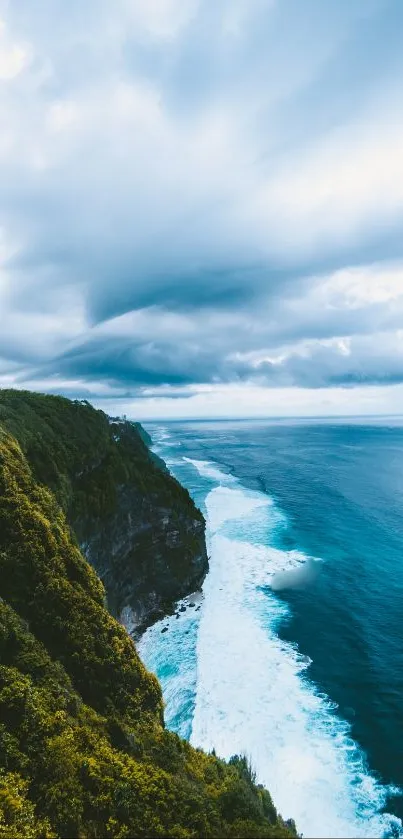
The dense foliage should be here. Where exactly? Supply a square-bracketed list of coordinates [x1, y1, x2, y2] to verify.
[0, 389, 200, 529]
[0, 392, 298, 838]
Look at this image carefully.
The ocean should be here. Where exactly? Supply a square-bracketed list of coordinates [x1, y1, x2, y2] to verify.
[138, 418, 403, 839]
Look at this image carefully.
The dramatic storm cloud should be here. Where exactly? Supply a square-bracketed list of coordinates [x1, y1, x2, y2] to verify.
[1, 0, 403, 417]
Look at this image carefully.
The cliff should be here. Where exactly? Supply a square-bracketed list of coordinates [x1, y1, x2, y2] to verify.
[0, 389, 208, 631]
[0, 406, 297, 838]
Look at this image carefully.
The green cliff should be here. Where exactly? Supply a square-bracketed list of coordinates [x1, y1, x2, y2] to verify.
[0, 390, 298, 838]
[0, 390, 208, 632]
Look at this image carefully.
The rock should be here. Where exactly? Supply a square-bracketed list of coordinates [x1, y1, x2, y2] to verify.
[161, 626, 168, 634]
[76, 426, 209, 634]
[179, 605, 186, 613]
[189, 602, 196, 607]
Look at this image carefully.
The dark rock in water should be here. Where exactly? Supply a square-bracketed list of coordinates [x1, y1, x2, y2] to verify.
[179, 605, 186, 613]
[195, 606, 201, 611]
[176, 614, 180, 619]
[189, 602, 196, 607]
[161, 626, 168, 633]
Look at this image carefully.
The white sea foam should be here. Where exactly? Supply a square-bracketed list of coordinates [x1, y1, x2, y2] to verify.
[139, 440, 402, 839]
[138, 595, 201, 738]
[183, 456, 235, 484]
[190, 483, 401, 839]
[147, 426, 179, 453]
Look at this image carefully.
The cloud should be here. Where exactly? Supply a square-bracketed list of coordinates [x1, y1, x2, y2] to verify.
[1, 0, 403, 415]
[123, 0, 199, 41]
[19, 258, 403, 399]
[89, 382, 403, 421]
[0, 18, 30, 80]
[246, 332, 403, 389]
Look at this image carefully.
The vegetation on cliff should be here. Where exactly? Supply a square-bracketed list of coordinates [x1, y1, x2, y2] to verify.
[0, 389, 200, 526]
[0, 417, 297, 838]
[0, 390, 207, 628]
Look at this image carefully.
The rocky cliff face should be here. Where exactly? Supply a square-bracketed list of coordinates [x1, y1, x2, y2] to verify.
[0, 390, 208, 631]
[77, 424, 208, 632]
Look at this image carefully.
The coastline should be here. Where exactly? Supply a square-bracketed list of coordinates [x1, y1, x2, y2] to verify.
[130, 588, 205, 642]
[140, 421, 403, 839]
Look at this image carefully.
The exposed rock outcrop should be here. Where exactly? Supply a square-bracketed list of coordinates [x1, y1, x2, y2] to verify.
[78, 447, 209, 633]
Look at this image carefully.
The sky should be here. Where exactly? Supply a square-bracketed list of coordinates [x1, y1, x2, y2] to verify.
[1, 0, 403, 419]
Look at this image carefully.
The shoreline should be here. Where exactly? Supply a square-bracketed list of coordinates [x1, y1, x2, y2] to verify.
[131, 588, 205, 643]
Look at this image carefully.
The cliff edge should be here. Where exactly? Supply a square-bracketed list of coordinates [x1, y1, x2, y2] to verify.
[0, 389, 208, 631]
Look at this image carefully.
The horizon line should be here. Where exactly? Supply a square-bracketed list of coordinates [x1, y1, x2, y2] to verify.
[136, 412, 403, 423]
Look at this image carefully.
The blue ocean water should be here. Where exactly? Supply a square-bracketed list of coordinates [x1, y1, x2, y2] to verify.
[138, 419, 403, 839]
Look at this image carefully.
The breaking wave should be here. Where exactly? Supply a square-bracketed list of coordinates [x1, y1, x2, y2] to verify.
[140, 441, 402, 839]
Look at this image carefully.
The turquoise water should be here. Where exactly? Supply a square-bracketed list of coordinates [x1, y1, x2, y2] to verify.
[138, 419, 403, 839]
